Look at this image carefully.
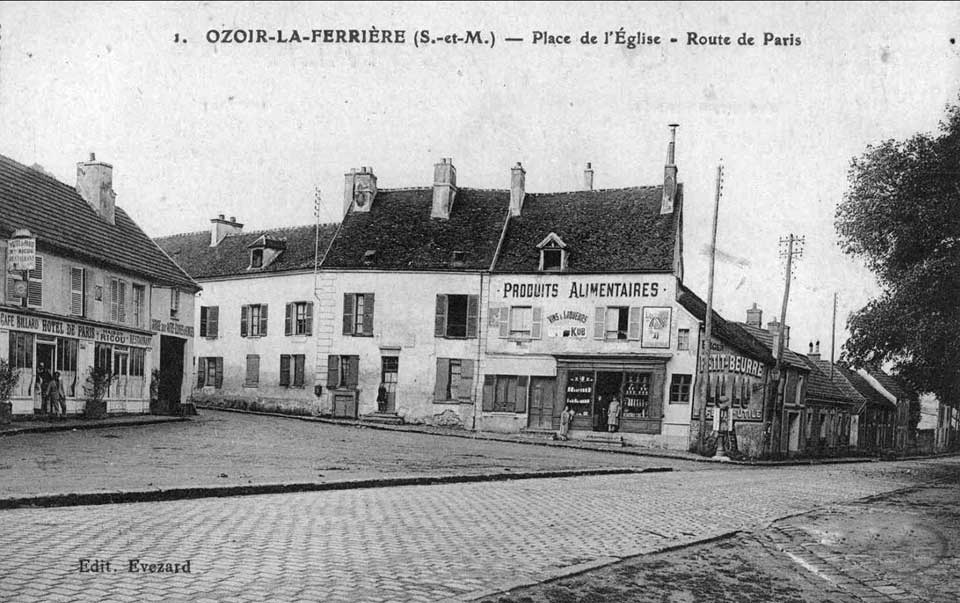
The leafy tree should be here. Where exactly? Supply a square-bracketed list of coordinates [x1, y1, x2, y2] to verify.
[836, 98, 960, 407]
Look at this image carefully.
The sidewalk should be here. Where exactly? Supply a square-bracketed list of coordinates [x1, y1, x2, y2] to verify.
[0, 413, 188, 437]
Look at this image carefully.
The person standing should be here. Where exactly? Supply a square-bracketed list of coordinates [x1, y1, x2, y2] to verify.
[36, 363, 53, 417]
[607, 396, 622, 433]
[48, 372, 66, 420]
[557, 405, 574, 441]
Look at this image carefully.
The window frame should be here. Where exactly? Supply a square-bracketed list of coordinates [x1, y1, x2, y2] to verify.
[509, 306, 533, 338]
[669, 374, 692, 404]
[677, 328, 690, 351]
[132, 283, 145, 327]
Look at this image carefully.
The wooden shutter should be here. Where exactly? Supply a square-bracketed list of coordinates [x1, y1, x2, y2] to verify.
[209, 306, 219, 338]
[651, 371, 664, 419]
[294, 355, 305, 387]
[628, 307, 641, 340]
[118, 281, 126, 323]
[70, 267, 84, 316]
[434, 295, 447, 337]
[214, 358, 224, 388]
[279, 355, 291, 386]
[488, 306, 500, 327]
[327, 355, 340, 388]
[305, 303, 313, 336]
[362, 293, 375, 335]
[27, 256, 42, 307]
[498, 307, 509, 338]
[515, 376, 529, 413]
[460, 359, 475, 400]
[482, 375, 496, 411]
[259, 305, 268, 335]
[343, 294, 355, 335]
[347, 356, 360, 387]
[246, 355, 259, 385]
[241, 305, 249, 337]
[435, 358, 450, 401]
[531, 307, 543, 339]
[197, 357, 207, 388]
[200, 307, 208, 337]
[110, 279, 119, 322]
[285, 303, 293, 336]
[466, 295, 479, 338]
[593, 307, 605, 339]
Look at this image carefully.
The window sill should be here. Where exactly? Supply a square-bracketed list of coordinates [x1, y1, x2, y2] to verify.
[347, 333, 374, 338]
[243, 383, 259, 389]
[436, 335, 477, 340]
[243, 334, 267, 339]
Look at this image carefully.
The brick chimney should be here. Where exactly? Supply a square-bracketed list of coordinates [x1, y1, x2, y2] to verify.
[431, 158, 457, 219]
[343, 166, 378, 214]
[767, 319, 791, 352]
[76, 152, 116, 225]
[510, 162, 526, 217]
[808, 340, 821, 361]
[746, 303, 763, 328]
[660, 124, 679, 215]
[583, 162, 594, 191]
[210, 214, 243, 247]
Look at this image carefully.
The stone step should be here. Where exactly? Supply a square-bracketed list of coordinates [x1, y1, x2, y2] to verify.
[583, 433, 625, 446]
[360, 413, 404, 425]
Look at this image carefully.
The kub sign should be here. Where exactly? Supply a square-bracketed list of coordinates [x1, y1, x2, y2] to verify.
[7, 235, 36, 272]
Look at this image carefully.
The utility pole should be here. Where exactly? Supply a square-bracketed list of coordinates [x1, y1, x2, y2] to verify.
[763, 234, 804, 456]
[830, 291, 837, 380]
[697, 163, 724, 455]
[313, 187, 323, 302]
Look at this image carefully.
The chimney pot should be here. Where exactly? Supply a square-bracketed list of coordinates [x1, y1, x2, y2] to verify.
[218, 213, 225, 220]
[584, 162, 594, 191]
[210, 214, 243, 246]
[510, 162, 526, 217]
[90, 152, 96, 161]
[661, 124, 679, 214]
[76, 154, 115, 225]
[809, 342, 814, 354]
[431, 157, 458, 220]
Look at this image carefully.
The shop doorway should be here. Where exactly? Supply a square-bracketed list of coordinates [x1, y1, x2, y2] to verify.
[35, 341, 55, 411]
[158, 336, 185, 408]
[593, 371, 622, 431]
[787, 411, 801, 453]
[527, 377, 557, 430]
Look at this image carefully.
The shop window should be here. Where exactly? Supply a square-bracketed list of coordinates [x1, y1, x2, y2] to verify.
[623, 373, 652, 417]
[70, 267, 86, 317]
[435, 294, 479, 338]
[245, 355, 260, 387]
[132, 284, 145, 327]
[669, 374, 692, 404]
[280, 354, 306, 387]
[170, 288, 180, 319]
[196, 357, 223, 388]
[241, 304, 268, 337]
[326, 354, 359, 389]
[435, 358, 474, 401]
[55, 337, 79, 397]
[343, 293, 374, 336]
[482, 375, 529, 413]
[8, 332, 34, 398]
[285, 302, 313, 336]
[200, 306, 220, 338]
[677, 328, 690, 351]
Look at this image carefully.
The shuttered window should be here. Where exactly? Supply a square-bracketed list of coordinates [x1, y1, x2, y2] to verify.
[196, 357, 223, 388]
[279, 354, 307, 387]
[200, 306, 220, 338]
[481, 375, 529, 413]
[110, 278, 127, 323]
[170, 288, 180, 318]
[242, 304, 268, 337]
[245, 355, 260, 387]
[435, 358, 476, 401]
[435, 295, 480, 338]
[343, 294, 374, 336]
[285, 302, 314, 336]
[25, 255, 43, 307]
[326, 354, 359, 388]
[132, 284, 145, 327]
[70, 267, 85, 316]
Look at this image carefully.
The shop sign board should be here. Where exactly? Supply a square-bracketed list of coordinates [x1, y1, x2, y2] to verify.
[152, 319, 195, 338]
[7, 237, 36, 272]
[695, 340, 768, 422]
[641, 307, 671, 349]
[0, 310, 153, 347]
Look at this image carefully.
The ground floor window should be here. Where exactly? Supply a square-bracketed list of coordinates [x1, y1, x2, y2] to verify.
[279, 354, 306, 387]
[7, 331, 34, 398]
[326, 355, 359, 389]
[245, 355, 260, 387]
[482, 375, 529, 413]
[197, 357, 223, 389]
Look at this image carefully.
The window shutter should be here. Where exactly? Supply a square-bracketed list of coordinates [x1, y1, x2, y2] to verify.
[279, 355, 291, 386]
[197, 358, 207, 388]
[285, 303, 293, 336]
[0, 244, 5, 301]
[488, 306, 500, 327]
[241, 305, 249, 337]
[110, 279, 119, 322]
[515, 375, 529, 413]
[362, 293, 375, 335]
[435, 358, 450, 401]
[628, 307, 641, 340]
[498, 307, 509, 338]
[531, 307, 543, 339]
[434, 295, 447, 337]
[327, 355, 340, 388]
[347, 356, 360, 387]
[246, 355, 259, 385]
[294, 355, 305, 386]
[593, 307, 605, 339]
[118, 281, 126, 323]
[260, 305, 268, 335]
[27, 256, 43, 307]
[305, 303, 313, 336]
[343, 294, 355, 335]
[482, 375, 495, 411]
[200, 307, 208, 337]
[466, 295, 479, 338]
[215, 358, 224, 388]
[209, 306, 219, 338]
[460, 359, 475, 400]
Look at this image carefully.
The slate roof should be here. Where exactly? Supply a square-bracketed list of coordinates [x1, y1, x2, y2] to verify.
[0, 154, 198, 291]
[494, 186, 681, 273]
[154, 223, 339, 280]
[321, 188, 510, 271]
[738, 323, 811, 372]
[799, 356, 853, 405]
[676, 284, 775, 365]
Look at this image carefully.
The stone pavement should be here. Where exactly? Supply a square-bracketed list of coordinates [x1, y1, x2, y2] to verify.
[2, 458, 950, 602]
[0, 414, 186, 437]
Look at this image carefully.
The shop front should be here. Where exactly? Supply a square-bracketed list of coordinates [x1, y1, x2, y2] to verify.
[558, 357, 667, 434]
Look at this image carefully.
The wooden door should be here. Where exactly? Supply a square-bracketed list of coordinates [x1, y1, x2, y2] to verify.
[527, 377, 557, 429]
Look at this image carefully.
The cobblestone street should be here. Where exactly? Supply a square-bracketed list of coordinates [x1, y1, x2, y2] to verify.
[2, 456, 953, 602]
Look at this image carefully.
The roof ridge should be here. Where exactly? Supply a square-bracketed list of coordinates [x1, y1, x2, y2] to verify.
[527, 185, 662, 197]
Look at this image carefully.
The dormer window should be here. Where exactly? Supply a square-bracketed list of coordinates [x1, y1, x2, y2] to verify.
[246, 235, 286, 270]
[536, 232, 568, 272]
[450, 251, 467, 267]
[250, 249, 264, 268]
[362, 250, 377, 266]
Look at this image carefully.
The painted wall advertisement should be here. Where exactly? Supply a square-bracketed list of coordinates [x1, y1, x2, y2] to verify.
[695, 341, 767, 422]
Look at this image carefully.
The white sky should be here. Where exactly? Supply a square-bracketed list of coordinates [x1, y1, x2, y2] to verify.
[2, 1, 958, 355]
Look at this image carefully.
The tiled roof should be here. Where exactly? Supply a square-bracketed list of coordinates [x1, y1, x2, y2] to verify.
[799, 356, 853, 404]
[494, 186, 681, 273]
[738, 323, 810, 371]
[154, 224, 339, 280]
[809, 359, 869, 409]
[0, 154, 198, 290]
[676, 285, 775, 365]
[321, 188, 509, 271]
[861, 365, 914, 401]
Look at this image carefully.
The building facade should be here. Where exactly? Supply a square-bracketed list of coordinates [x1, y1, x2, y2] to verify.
[1, 154, 199, 417]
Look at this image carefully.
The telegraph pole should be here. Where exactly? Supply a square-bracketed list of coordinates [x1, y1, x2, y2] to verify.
[763, 234, 804, 456]
[830, 291, 837, 380]
[697, 163, 724, 454]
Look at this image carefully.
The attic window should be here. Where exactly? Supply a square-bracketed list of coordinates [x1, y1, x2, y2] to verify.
[536, 232, 568, 272]
[450, 251, 467, 266]
[362, 250, 377, 266]
[250, 248, 264, 268]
